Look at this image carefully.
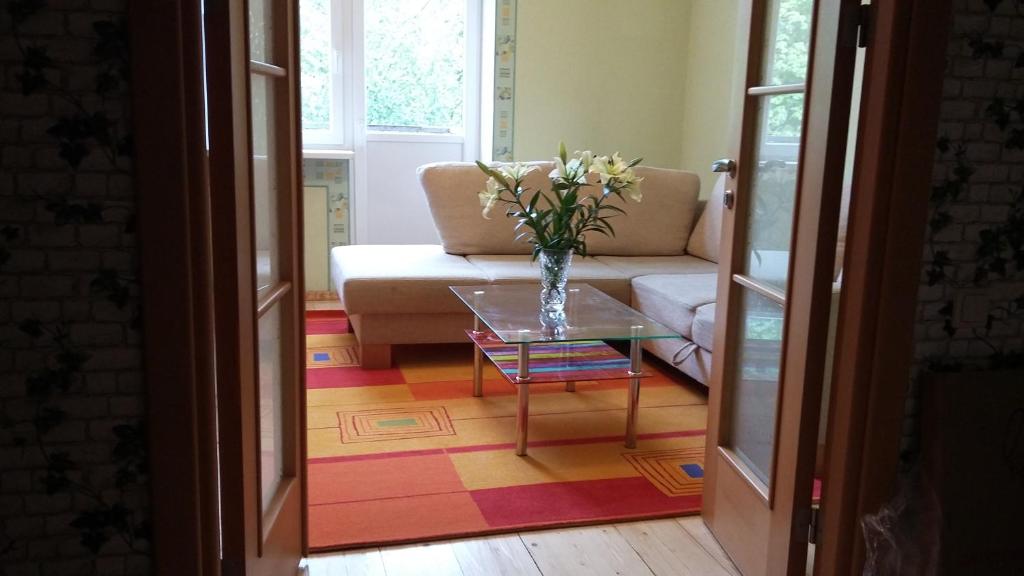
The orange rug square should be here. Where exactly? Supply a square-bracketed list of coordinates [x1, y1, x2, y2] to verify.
[308, 453, 465, 505]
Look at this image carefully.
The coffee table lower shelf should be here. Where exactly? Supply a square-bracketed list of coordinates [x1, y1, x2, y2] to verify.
[466, 329, 649, 456]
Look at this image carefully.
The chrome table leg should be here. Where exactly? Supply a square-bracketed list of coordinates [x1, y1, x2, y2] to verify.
[625, 328, 643, 449]
[515, 341, 530, 456]
[472, 315, 483, 397]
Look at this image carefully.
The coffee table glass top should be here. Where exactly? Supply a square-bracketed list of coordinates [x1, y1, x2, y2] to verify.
[451, 284, 680, 344]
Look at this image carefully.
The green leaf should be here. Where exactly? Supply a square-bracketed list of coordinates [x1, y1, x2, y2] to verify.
[527, 191, 541, 212]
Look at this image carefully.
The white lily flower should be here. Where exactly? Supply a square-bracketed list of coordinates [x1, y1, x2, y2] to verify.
[578, 150, 594, 172]
[499, 162, 538, 181]
[565, 158, 586, 182]
[550, 155, 588, 184]
[549, 156, 567, 180]
[479, 177, 501, 218]
[624, 180, 644, 202]
[591, 153, 632, 185]
[551, 155, 587, 184]
[619, 169, 644, 202]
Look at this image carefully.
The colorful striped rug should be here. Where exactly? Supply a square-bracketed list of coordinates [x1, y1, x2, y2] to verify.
[306, 310, 708, 552]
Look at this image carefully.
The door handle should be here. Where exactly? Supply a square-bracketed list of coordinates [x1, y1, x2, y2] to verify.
[711, 158, 736, 176]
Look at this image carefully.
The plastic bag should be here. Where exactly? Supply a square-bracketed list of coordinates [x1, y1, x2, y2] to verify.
[861, 464, 939, 575]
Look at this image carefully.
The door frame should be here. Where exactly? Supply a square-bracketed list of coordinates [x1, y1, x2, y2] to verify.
[129, 0, 221, 573]
[131, 0, 953, 574]
[815, 0, 953, 574]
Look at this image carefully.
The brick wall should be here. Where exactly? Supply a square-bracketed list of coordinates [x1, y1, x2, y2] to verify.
[0, 1, 149, 575]
[910, 0, 1024, 451]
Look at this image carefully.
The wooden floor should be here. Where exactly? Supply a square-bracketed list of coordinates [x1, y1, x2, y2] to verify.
[306, 517, 741, 576]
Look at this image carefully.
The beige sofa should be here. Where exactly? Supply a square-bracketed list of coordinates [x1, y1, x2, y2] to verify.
[330, 162, 727, 385]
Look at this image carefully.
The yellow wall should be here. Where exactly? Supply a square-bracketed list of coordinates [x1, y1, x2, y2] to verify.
[678, 0, 742, 195]
[513, 0, 742, 197]
[513, 0, 690, 169]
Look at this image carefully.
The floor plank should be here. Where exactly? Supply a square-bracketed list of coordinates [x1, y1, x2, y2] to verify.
[308, 519, 747, 576]
[522, 524, 655, 576]
[675, 517, 741, 576]
[378, 541, 464, 576]
[615, 519, 732, 576]
[449, 533, 542, 576]
[307, 548, 386, 576]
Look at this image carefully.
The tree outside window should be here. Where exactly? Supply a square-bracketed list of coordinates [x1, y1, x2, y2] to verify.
[364, 0, 465, 133]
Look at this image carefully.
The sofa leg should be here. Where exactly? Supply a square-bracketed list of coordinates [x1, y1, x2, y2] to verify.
[359, 343, 392, 369]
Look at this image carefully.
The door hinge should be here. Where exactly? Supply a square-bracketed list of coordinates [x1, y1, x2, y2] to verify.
[808, 505, 821, 545]
[857, 2, 872, 49]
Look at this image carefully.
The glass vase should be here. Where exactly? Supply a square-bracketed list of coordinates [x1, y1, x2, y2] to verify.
[538, 248, 573, 327]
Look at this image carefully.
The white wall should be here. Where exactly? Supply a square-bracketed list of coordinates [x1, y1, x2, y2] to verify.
[362, 139, 461, 244]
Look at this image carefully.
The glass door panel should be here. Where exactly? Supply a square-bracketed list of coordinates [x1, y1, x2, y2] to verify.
[728, 287, 785, 486]
[258, 303, 284, 510]
[252, 74, 280, 296]
[248, 0, 275, 64]
[741, 93, 804, 290]
[761, 0, 813, 86]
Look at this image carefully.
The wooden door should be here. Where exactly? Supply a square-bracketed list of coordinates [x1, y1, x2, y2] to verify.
[703, 0, 859, 574]
[205, 0, 306, 573]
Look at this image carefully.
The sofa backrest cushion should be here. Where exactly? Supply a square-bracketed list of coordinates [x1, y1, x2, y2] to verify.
[419, 161, 701, 256]
[582, 165, 701, 256]
[420, 161, 542, 255]
[686, 173, 725, 263]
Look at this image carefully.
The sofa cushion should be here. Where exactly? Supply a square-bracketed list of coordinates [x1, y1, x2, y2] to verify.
[630, 274, 718, 339]
[420, 162, 700, 257]
[330, 245, 489, 314]
[419, 162, 548, 255]
[686, 173, 726, 263]
[582, 166, 701, 256]
[465, 255, 631, 303]
[595, 255, 718, 278]
[691, 303, 716, 352]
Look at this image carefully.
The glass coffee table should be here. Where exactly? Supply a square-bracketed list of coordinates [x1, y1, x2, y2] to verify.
[451, 284, 681, 456]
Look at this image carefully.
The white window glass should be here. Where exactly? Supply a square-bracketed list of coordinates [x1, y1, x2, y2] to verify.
[365, 0, 465, 133]
[300, 0, 333, 133]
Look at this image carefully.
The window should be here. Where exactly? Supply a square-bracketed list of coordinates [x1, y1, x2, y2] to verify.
[364, 0, 465, 134]
[299, 0, 478, 146]
[300, 0, 332, 133]
[299, 0, 347, 146]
